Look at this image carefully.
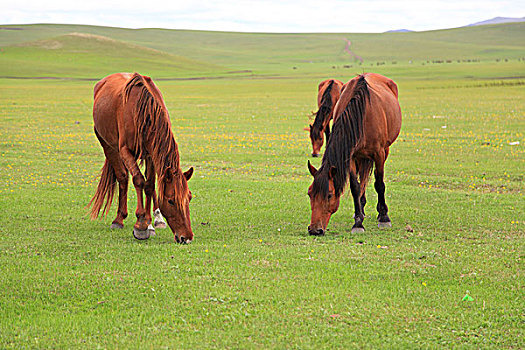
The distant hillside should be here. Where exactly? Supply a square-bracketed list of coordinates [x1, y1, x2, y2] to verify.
[1, 22, 524, 78]
[0, 31, 223, 78]
[468, 17, 525, 26]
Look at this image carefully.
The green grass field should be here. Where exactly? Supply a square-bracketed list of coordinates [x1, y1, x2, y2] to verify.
[0, 24, 524, 348]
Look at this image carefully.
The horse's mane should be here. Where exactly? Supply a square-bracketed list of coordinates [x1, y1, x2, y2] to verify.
[124, 73, 188, 209]
[311, 80, 335, 140]
[312, 75, 370, 198]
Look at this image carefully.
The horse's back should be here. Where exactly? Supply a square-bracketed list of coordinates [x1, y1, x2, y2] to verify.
[365, 73, 402, 146]
[93, 73, 133, 148]
[317, 79, 344, 107]
[331, 79, 344, 102]
[364, 73, 399, 100]
[334, 73, 401, 150]
[94, 73, 132, 99]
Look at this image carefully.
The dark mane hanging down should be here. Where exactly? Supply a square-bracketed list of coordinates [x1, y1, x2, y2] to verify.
[312, 75, 370, 198]
[124, 73, 188, 209]
[311, 80, 335, 140]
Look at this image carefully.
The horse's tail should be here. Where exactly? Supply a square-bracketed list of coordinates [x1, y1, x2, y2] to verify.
[88, 159, 117, 219]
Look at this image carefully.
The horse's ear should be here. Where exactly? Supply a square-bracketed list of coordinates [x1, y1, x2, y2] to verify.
[184, 167, 194, 181]
[307, 160, 317, 177]
[329, 166, 337, 179]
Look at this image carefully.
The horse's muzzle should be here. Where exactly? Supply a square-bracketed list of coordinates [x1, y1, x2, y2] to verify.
[175, 235, 193, 244]
[308, 225, 325, 236]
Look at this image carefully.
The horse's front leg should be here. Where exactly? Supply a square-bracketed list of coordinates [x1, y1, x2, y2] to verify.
[349, 172, 365, 233]
[152, 192, 167, 229]
[374, 148, 392, 228]
[360, 192, 367, 217]
[144, 160, 166, 233]
[143, 160, 159, 236]
[356, 158, 372, 217]
[120, 146, 151, 240]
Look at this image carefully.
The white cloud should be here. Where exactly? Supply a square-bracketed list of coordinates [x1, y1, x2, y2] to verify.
[2, 0, 524, 32]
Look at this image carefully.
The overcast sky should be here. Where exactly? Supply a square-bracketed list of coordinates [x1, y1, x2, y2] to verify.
[2, 0, 524, 33]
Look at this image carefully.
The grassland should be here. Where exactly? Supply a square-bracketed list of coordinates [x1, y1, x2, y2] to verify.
[0, 24, 524, 348]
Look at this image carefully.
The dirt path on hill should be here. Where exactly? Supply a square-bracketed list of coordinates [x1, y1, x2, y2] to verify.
[343, 38, 363, 63]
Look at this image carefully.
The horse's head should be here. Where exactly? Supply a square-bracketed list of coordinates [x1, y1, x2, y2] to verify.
[307, 161, 340, 235]
[159, 167, 194, 243]
[304, 124, 324, 157]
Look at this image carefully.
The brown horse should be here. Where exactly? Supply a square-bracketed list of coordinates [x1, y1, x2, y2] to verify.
[89, 72, 194, 243]
[304, 79, 344, 157]
[307, 73, 401, 235]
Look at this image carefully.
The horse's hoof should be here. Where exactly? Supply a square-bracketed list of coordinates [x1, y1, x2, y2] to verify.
[110, 223, 124, 229]
[351, 227, 365, 234]
[147, 224, 156, 237]
[153, 209, 166, 228]
[378, 221, 392, 229]
[133, 227, 151, 240]
[154, 220, 167, 229]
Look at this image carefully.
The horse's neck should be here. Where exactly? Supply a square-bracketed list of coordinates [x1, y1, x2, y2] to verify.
[149, 132, 180, 177]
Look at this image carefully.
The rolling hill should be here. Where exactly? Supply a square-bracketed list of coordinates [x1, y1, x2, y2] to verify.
[0, 31, 222, 78]
[1, 22, 524, 79]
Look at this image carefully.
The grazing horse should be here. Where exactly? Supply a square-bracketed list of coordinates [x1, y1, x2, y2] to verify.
[307, 73, 401, 235]
[89, 72, 194, 243]
[304, 79, 344, 157]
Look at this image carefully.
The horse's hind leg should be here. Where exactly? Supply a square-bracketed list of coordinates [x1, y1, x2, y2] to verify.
[120, 146, 150, 240]
[111, 165, 129, 229]
[349, 172, 365, 233]
[95, 130, 128, 229]
[373, 148, 392, 228]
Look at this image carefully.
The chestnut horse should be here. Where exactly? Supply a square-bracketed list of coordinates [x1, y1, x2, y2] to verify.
[89, 72, 194, 243]
[307, 73, 401, 235]
[304, 79, 344, 157]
